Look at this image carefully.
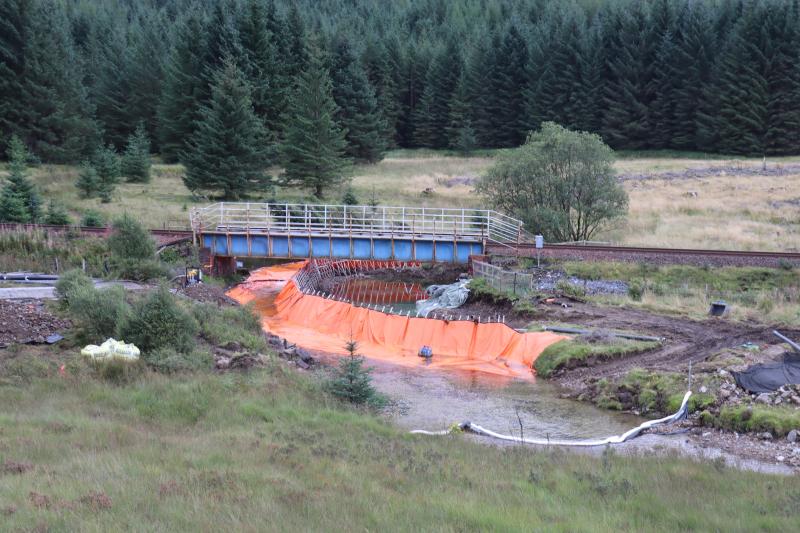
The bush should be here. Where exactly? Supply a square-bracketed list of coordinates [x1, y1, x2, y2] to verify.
[556, 279, 586, 299]
[108, 214, 156, 261]
[81, 210, 105, 227]
[67, 285, 130, 343]
[325, 340, 384, 406]
[55, 268, 94, 309]
[142, 346, 213, 374]
[43, 201, 72, 225]
[113, 258, 171, 281]
[75, 162, 99, 198]
[192, 303, 266, 352]
[120, 286, 198, 354]
[88, 357, 144, 385]
[627, 281, 643, 301]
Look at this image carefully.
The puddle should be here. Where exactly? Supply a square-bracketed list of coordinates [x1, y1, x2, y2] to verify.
[361, 359, 643, 439]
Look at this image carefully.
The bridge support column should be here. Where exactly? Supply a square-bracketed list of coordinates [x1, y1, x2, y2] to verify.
[212, 256, 236, 276]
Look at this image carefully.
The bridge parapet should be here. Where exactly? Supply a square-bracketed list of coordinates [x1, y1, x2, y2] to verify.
[191, 203, 524, 245]
[191, 203, 526, 263]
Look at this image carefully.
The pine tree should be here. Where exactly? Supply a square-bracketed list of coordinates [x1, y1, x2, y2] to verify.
[492, 25, 528, 147]
[280, 45, 349, 199]
[461, 35, 496, 147]
[121, 123, 152, 183]
[330, 34, 387, 163]
[158, 13, 208, 163]
[92, 144, 120, 203]
[75, 162, 99, 199]
[362, 36, 402, 148]
[0, 135, 40, 222]
[0, 0, 29, 144]
[181, 58, 271, 200]
[446, 70, 476, 153]
[3, 1, 97, 162]
[238, 0, 281, 149]
[413, 41, 461, 148]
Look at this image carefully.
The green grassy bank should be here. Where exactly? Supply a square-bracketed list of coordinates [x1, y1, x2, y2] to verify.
[1, 357, 799, 531]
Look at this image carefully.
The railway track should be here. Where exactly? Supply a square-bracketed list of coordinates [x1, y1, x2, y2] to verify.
[4, 223, 800, 267]
[488, 242, 800, 268]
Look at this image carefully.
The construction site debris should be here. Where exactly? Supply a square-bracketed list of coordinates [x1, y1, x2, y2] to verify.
[415, 280, 470, 317]
[0, 300, 70, 348]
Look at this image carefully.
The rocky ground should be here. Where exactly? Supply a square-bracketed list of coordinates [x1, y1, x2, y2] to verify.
[0, 300, 69, 348]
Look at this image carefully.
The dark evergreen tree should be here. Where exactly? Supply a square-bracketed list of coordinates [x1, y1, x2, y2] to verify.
[0, 0, 30, 145]
[280, 45, 349, 199]
[181, 58, 272, 199]
[492, 25, 528, 147]
[75, 162, 99, 199]
[362, 36, 402, 148]
[158, 13, 208, 162]
[92, 144, 121, 203]
[0, 135, 41, 222]
[413, 40, 461, 148]
[330, 34, 387, 163]
[121, 123, 152, 183]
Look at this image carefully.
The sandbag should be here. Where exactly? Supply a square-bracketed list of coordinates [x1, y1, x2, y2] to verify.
[81, 338, 140, 361]
[415, 280, 470, 317]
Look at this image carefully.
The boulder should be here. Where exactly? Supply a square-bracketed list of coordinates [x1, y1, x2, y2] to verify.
[788, 429, 798, 443]
[758, 431, 774, 440]
[755, 393, 772, 405]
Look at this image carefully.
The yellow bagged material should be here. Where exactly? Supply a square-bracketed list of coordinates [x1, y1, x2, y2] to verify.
[81, 338, 140, 361]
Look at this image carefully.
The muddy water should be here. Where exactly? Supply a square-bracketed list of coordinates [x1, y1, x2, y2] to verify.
[317, 353, 644, 439]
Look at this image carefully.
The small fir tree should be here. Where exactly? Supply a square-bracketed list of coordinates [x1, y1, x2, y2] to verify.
[75, 162, 99, 198]
[92, 144, 120, 203]
[121, 123, 151, 183]
[0, 135, 41, 222]
[326, 339, 381, 405]
[43, 201, 71, 225]
[280, 45, 349, 199]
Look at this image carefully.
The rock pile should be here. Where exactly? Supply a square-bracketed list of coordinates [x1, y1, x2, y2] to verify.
[265, 333, 316, 369]
[0, 300, 70, 348]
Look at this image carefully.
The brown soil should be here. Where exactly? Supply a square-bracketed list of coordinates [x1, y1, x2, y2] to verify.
[0, 300, 70, 348]
[178, 283, 237, 306]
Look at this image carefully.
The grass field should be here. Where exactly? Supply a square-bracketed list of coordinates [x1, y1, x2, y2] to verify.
[3, 149, 800, 250]
[1, 352, 800, 531]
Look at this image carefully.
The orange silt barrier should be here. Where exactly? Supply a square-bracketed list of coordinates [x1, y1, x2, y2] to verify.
[227, 262, 565, 379]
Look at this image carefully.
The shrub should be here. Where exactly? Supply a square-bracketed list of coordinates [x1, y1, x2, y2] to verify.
[88, 357, 144, 385]
[192, 303, 266, 352]
[108, 214, 156, 261]
[81, 210, 105, 227]
[67, 285, 130, 343]
[113, 258, 170, 281]
[120, 286, 198, 354]
[325, 340, 384, 406]
[342, 189, 358, 205]
[75, 162, 99, 198]
[627, 281, 643, 301]
[556, 279, 586, 299]
[142, 346, 213, 374]
[55, 268, 93, 309]
[43, 201, 72, 225]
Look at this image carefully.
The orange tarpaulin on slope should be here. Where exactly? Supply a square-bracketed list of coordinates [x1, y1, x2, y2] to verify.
[228, 263, 565, 379]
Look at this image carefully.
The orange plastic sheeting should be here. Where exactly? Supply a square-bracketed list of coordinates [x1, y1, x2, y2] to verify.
[228, 263, 565, 379]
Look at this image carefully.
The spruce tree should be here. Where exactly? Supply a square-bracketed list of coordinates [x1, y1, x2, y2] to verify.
[121, 123, 152, 183]
[158, 13, 208, 163]
[362, 36, 402, 148]
[446, 71, 476, 153]
[75, 162, 99, 199]
[92, 144, 121, 203]
[280, 45, 349, 199]
[0, 135, 40, 222]
[181, 58, 271, 200]
[330, 34, 387, 163]
[0, 0, 29, 144]
[413, 41, 461, 148]
[492, 25, 529, 147]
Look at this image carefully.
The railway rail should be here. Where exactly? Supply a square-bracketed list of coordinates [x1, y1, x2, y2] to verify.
[3, 223, 800, 268]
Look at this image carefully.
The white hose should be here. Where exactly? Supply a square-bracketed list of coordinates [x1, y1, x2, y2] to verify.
[410, 391, 692, 447]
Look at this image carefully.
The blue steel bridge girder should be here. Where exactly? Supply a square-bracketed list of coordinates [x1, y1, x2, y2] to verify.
[192, 202, 525, 264]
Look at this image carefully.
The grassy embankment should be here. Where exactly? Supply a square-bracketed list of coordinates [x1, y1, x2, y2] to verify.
[559, 261, 800, 327]
[2, 149, 799, 251]
[2, 345, 800, 531]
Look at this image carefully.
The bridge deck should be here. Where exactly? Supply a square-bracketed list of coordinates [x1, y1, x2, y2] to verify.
[193, 203, 524, 263]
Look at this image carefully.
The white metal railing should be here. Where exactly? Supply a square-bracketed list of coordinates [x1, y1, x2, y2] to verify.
[190, 203, 526, 245]
[472, 260, 537, 296]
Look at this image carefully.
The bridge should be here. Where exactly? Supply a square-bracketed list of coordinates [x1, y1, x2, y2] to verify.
[190, 203, 525, 265]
